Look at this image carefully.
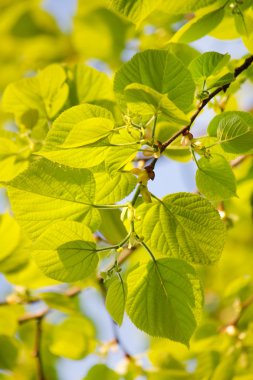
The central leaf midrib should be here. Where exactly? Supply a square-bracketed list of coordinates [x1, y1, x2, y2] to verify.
[9, 185, 93, 207]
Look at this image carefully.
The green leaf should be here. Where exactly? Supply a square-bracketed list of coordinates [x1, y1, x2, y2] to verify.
[61, 117, 115, 148]
[166, 43, 200, 66]
[0, 138, 29, 181]
[135, 192, 225, 264]
[70, 63, 115, 105]
[211, 350, 239, 380]
[7, 159, 100, 240]
[189, 52, 230, 85]
[207, 111, 253, 154]
[196, 136, 238, 161]
[37, 104, 114, 168]
[234, 12, 253, 37]
[94, 166, 137, 204]
[124, 83, 190, 125]
[72, 5, 130, 65]
[84, 364, 119, 380]
[39, 292, 79, 314]
[126, 258, 203, 345]
[37, 64, 69, 119]
[0, 230, 29, 276]
[2, 64, 68, 125]
[158, 0, 216, 14]
[164, 146, 192, 162]
[33, 221, 98, 282]
[196, 154, 237, 201]
[114, 50, 195, 113]
[207, 72, 234, 90]
[171, 7, 225, 43]
[0, 336, 18, 370]
[105, 129, 141, 174]
[156, 123, 192, 162]
[99, 209, 128, 245]
[0, 308, 18, 337]
[0, 213, 20, 261]
[106, 274, 126, 325]
[107, 0, 162, 24]
[50, 316, 96, 360]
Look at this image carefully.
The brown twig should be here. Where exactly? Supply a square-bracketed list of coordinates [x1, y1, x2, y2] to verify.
[1, 244, 135, 316]
[111, 320, 132, 359]
[18, 308, 49, 324]
[230, 155, 249, 168]
[145, 55, 253, 174]
[221, 294, 253, 332]
[33, 316, 46, 380]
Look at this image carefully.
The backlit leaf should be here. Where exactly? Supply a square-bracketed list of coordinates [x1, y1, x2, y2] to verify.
[126, 258, 203, 345]
[124, 83, 190, 125]
[33, 221, 98, 282]
[50, 316, 96, 359]
[61, 118, 114, 148]
[135, 192, 225, 264]
[7, 159, 100, 240]
[171, 7, 225, 43]
[114, 49, 195, 113]
[37, 104, 114, 168]
[196, 154, 237, 201]
[189, 52, 230, 85]
[208, 111, 253, 154]
[106, 274, 126, 325]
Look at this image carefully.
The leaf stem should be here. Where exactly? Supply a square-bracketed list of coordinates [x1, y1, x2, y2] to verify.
[131, 185, 141, 206]
[33, 316, 46, 380]
[191, 148, 200, 169]
[96, 232, 131, 252]
[136, 235, 156, 262]
[151, 114, 158, 144]
[92, 203, 128, 210]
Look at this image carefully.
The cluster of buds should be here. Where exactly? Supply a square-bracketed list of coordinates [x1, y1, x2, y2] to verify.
[229, 0, 244, 15]
[181, 130, 193, 147]
[197, 90, 210, 100]
[5, 286, 31, 305]
[191, 140, 212, 158]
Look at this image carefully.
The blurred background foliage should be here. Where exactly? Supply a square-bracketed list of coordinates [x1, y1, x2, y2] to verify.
[0, 0, 253, 379]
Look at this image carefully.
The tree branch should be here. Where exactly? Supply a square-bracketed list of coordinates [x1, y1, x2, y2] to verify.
[221, 294, 253, 333]
[18, 308, 49, 324]
[145, 54, 253, 173]
[33, 316, 46, 380]
[230, 155, 248, 168]
[111, 321, 132, 360]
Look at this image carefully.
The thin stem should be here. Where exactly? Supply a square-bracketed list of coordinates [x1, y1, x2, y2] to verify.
[191, 148, 200, 169]
[33, 317, 45, 380]
[136, 235, 156, 262]
[230, 155, 248, 168]
[92, 203, 128, 210]
[151, 114, 158, 143]
[205, 141, 221, 149]
[145, 114, 155, 128]
[111, 320, 132, 359]
[131, 185, 141, 206]
[96, 232, 131, 252]
[19, 309, 49, 324]
[150, 192, 162, 202]
[202, 79, 206, 92]
[221, 294, 253, 332]
[110, 142, 141, 147]
[131, 121, 142, 130]
[112, 126, 129, 132]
